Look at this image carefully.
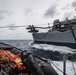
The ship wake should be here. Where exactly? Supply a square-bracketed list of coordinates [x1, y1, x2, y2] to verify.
[32, 43, 76, 53]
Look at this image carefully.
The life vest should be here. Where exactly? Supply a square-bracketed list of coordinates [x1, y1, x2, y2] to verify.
[0, 48, 27, 74]
[0, 49, 10, 63]
[0, 49, 21, 64]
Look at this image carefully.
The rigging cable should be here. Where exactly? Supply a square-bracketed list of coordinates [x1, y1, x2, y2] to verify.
[70, 54, 76, 75]
[0, 22, 52, 28]
[0, 23, 53, 39]
[48, 59, 68, 75]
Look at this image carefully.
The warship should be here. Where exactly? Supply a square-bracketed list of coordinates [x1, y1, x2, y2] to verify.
[26, 18, 76, 49]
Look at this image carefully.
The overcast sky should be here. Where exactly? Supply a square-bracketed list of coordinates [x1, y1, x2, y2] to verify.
[0, 0, 76, 40]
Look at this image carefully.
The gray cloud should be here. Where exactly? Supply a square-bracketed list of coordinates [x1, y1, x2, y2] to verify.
[62, 4, 70, 10]
[72, 0, 76, 7]
[25, 9, 32, 15]
[24, 8, 38, 17]
[44, 5, 57, 18]
[0, 10, 8, 14]
[0, 14, 4, 20]
[0, 10, 13, 20]
[63, 12, 73, 20]
[8, 24, 17, 30]
[24, 8, 33, 16]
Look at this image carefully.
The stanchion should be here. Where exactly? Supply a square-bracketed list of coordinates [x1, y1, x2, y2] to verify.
[60, 53, 68, 75]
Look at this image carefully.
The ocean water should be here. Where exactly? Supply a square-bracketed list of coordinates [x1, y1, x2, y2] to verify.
[0, 40, 32, 50]
[0, 40, 75, 60]
[0, 40, 76, 75]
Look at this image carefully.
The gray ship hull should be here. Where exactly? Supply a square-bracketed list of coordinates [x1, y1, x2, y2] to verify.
[26, 18, 76, 49]
[32, 29, 76, 49]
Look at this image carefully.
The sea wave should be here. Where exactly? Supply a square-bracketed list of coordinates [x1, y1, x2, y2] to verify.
[32, 43, 76, 53]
